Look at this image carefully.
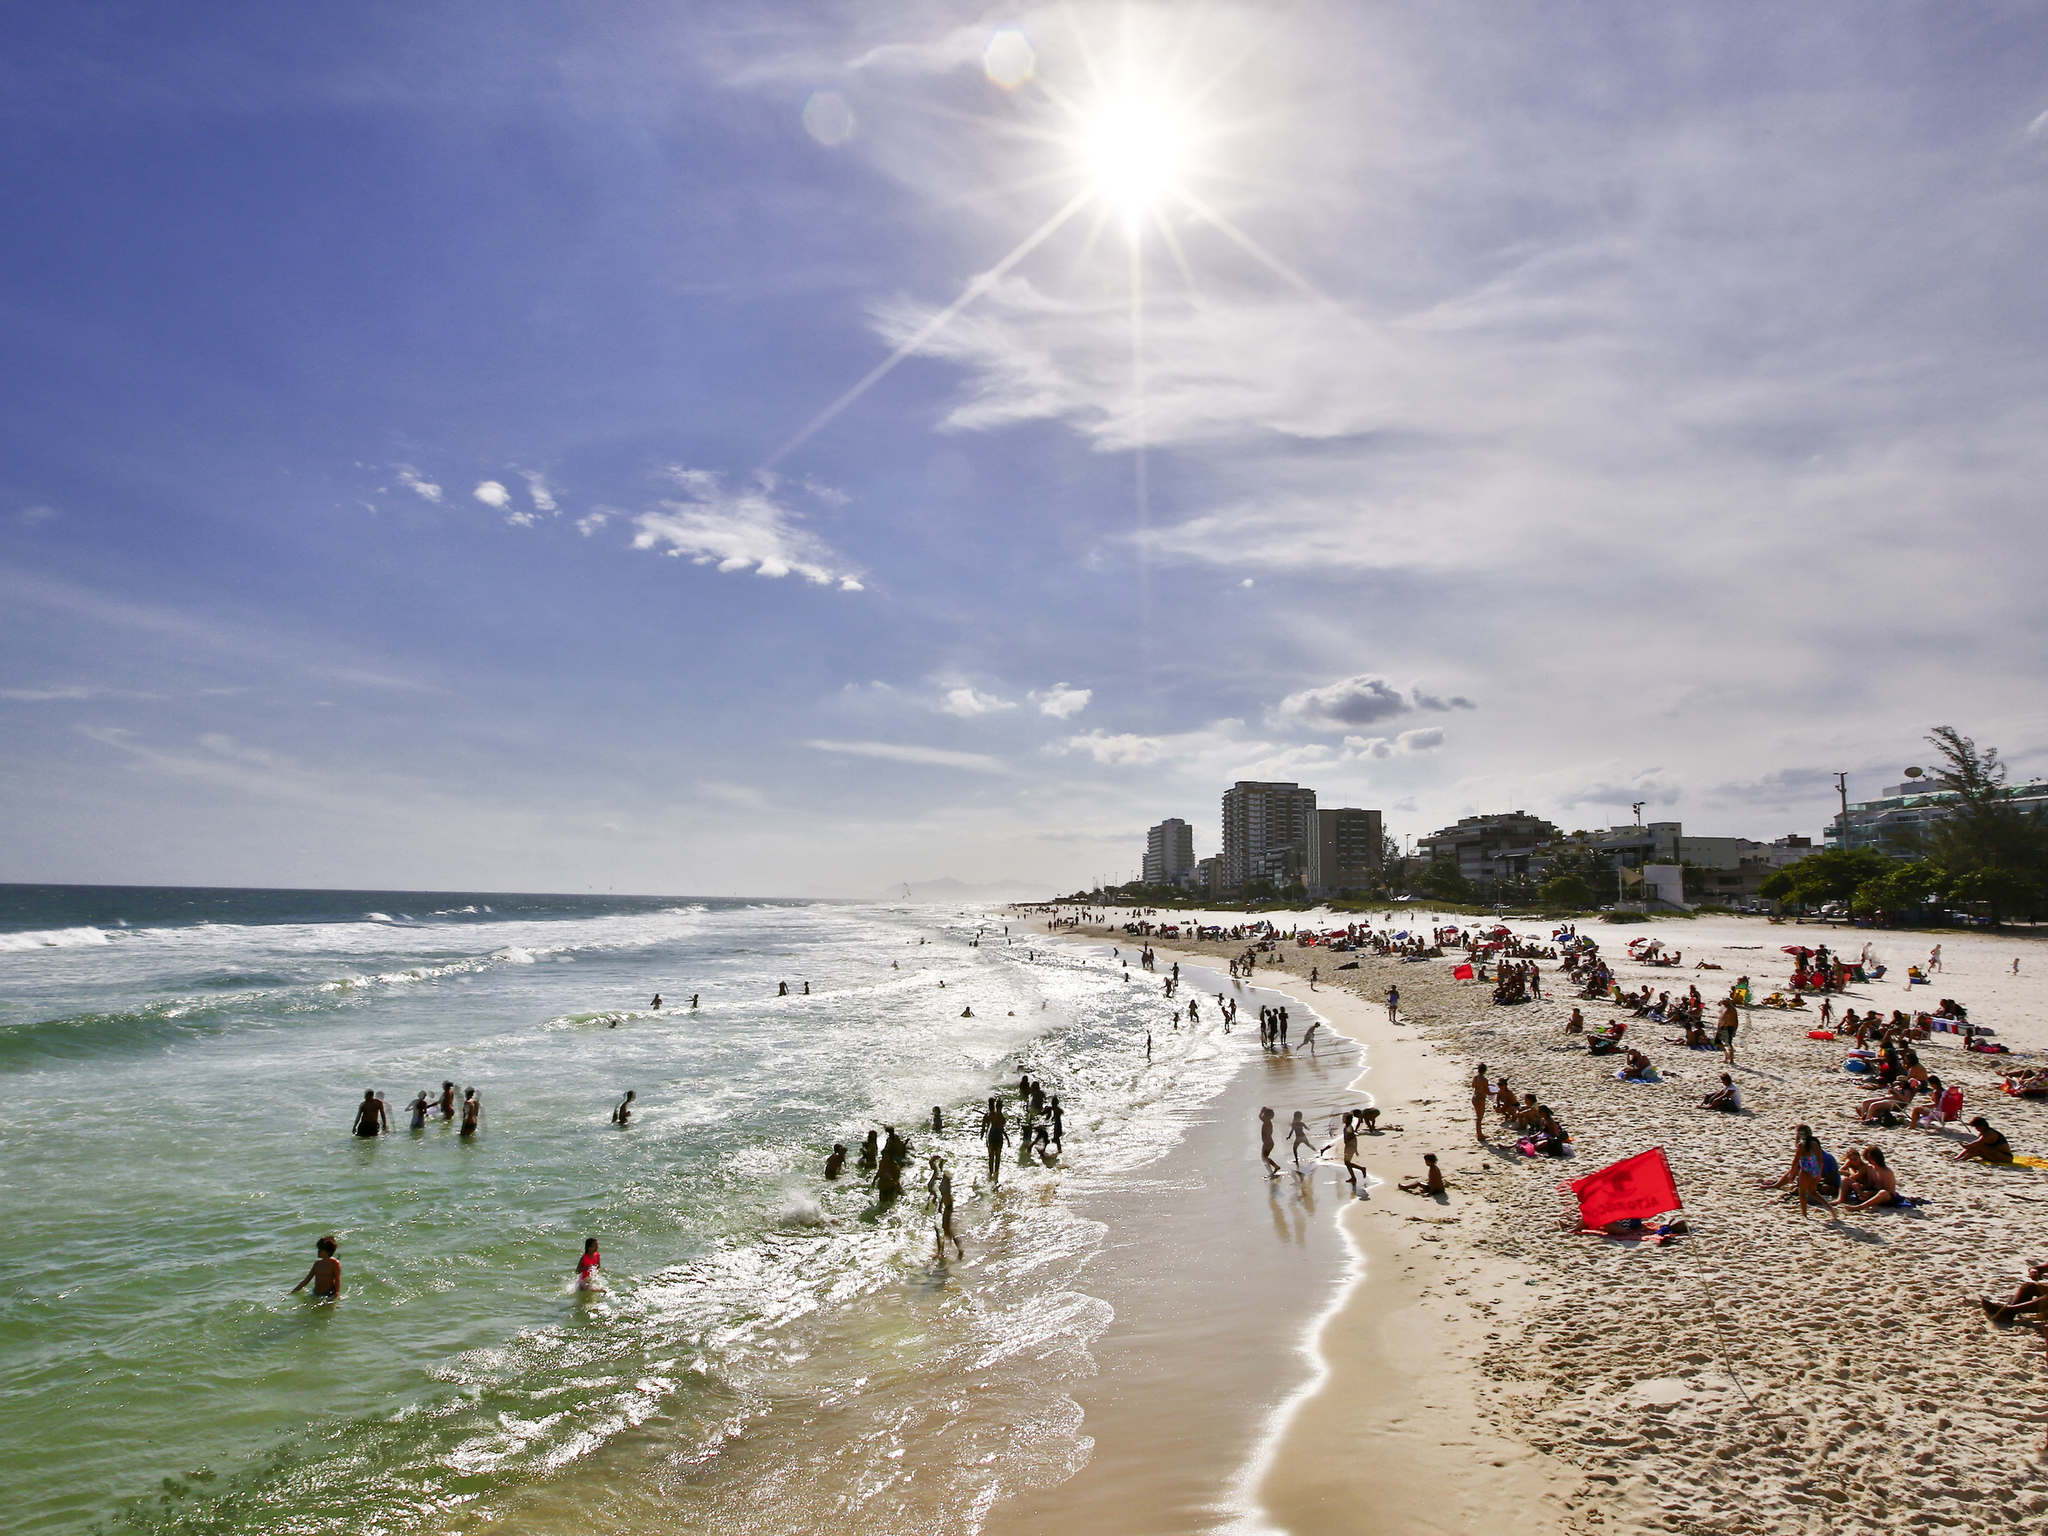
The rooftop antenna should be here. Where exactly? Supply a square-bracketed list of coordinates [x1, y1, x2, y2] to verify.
[1631, 801, 1645, 826]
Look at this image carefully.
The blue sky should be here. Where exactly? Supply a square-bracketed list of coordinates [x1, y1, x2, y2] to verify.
[4, 1, 2048, 895]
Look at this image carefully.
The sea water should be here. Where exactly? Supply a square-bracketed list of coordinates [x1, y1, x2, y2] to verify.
[0, 888, 1246, 1535]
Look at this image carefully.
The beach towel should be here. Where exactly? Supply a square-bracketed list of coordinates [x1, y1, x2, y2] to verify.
[1569, 1147, 1681, 1229]
[1453, 963, 1475, 980]
[1807, 1030, 1835, 1041]
[2012, 1156, 2048, 1171]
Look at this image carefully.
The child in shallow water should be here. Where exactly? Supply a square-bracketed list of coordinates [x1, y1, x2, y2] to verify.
[290, 1235, 341, 1299]
[574, 1237, 603, 1292]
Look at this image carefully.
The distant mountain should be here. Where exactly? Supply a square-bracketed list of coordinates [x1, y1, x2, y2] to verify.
[880, 877, 1046, 904]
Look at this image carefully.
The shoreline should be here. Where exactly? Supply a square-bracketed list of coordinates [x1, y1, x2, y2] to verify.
[1018, 921, 1575, 1535]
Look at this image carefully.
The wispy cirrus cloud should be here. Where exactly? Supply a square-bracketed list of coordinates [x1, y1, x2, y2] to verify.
[632, 467, 863, 590]
[806, 738, 1006, 772]
[937, 685, 1014, 718]
[393, 465, 443, 503]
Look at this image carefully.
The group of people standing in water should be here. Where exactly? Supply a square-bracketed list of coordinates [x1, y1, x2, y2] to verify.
[351, 1080, 481, 1138]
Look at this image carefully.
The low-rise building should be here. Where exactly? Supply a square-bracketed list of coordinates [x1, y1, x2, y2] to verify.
[1416, 811, 1561, 889]
[1822, 780, 2048, 857]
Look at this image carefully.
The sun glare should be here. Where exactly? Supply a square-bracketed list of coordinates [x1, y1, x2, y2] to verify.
[1080, 92, 1192, 230]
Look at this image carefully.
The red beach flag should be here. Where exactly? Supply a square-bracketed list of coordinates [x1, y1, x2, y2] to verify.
[1452, 962, 1476, 980]
[1569, 1148, 1682, 1229]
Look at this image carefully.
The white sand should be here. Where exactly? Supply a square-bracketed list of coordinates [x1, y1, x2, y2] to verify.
[1030, 905, 2048, 1534]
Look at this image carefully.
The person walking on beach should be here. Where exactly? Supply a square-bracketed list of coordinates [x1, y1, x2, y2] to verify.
[935, 1166, 962, 1259]
[1928, 944, 1942, 975]
[1717, 997, 1740, 1065]
[1386, 985, 1400, 1023]
[289, 1234, 342, 1299]
[1259, 1107, 1279, 1177]
[982, 1100, 1008, 1183]
[612, 1090, 635, 1126]
[352, 1089, 388, 1137]
[1471, 1064, 1491, 1140]
[1286, 1111, 1315, 1165]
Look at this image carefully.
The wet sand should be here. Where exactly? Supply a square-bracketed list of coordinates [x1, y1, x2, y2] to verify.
[987, 954, 1366, 1536]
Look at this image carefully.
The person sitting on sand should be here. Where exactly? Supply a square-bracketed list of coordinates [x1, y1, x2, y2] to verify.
[1528, 1107, 1571, 1157]
[1493, 1076, 1518, 1126]
[1956, 1116, 2015, 1165]
[1981, 1260, 2048, 1324]
[1837, 1146, 1876, 1204]
[1398, 1154, 1447, 1196]
[1856, 1080, 1916, 1127]
[1618, 1048, 1655, 1082]
[1511, 1092, 1545, 1134]
[1566, 1007, 1585, 1034]
[2003, 1070, 2048, 1098]
[1701, 1074, 1742, 1113]
[1842, 1145, 1900, 1210]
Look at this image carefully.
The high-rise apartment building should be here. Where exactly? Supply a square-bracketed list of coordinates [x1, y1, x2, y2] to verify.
[1307, 807, 1384, 894]
[1143, 817, 1196, 885]
[1220, 781, 1317, 890]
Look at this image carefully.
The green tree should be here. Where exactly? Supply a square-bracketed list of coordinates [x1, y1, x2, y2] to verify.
[1760, 849, 1891, 911]
[1418, 858, 1475, 903]
[1538, 872, 1596, 911]
[1917, 726, 2048, 900]
[1949, 867, 2039, 925]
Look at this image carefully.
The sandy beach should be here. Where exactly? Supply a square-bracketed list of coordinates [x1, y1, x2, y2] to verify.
[1030, 907, 2048, 1535]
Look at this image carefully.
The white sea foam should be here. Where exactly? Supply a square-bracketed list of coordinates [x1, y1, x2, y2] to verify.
[0, 926, 111, 951]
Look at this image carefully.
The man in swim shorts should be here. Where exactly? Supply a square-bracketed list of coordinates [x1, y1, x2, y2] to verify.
[352, 1090, 387, 1137]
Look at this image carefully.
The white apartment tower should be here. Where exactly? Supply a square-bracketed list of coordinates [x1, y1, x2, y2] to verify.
[1143, 817, 1196, 885]
[1220, 781, 1318, 890]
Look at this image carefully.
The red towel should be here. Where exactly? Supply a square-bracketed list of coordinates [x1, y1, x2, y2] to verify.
[1570, 1147, 1682, 1228]
[1453, 963, 1475, 980]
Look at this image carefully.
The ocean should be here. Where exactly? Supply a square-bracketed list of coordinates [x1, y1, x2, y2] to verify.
[0, 887, 1275, 1535]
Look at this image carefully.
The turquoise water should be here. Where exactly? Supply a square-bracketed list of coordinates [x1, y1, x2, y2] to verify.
[0, 890, 1242, 1535]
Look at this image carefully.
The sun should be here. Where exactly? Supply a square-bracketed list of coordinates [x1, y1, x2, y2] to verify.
[1079, 90, 1194, 231]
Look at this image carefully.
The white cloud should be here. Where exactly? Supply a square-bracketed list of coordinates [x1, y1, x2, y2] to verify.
[1396, 727, 1445, 753]
[2028, 108, 2048, 141]
[806, 738, 1008, 773]
[1, 683, 161, 703]
[632, 467, 862, 589]
[575, 511, 610, 536]
[473, 480, 512, 509]
[1030, 683, 1091, 719]
[17, 503, 58, 525]
[938, 686, 1015, 718]
[517, 469, 558, 513]
[394, 465, 443, 503]
[698, 779, 769, 807]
